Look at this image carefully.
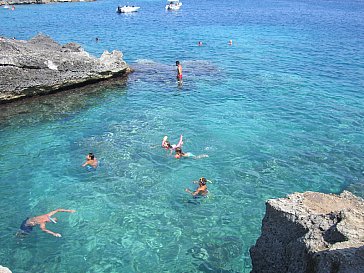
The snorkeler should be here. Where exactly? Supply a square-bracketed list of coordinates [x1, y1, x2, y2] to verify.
[174, 147, 208, 159]
[185, 177, 209, 197]
[176, 61, 182, 81]
[17, 208, 76, 237]
[82, 153, 98, 169]
[162, 135, 183, 151]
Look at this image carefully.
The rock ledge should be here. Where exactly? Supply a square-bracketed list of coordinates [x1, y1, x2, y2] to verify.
[0, 265, 12, 273]
[0, 34, 131, 103]
[250, 191, 364, 273]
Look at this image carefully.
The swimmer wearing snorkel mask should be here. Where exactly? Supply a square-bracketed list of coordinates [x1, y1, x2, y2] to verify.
[185, 177, 209, 197]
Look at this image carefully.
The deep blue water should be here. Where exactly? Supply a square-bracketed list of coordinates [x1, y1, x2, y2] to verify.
[1, 0, 364, 272]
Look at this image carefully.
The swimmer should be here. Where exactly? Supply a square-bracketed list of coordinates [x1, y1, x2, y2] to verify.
[162, 135, 183, 151]
[17, 209, 76, 237]
[82, 152, 98, 169]
[193, 177, 212, 184]
[198, 41, 203, 46]
[174, 147, 190, 158]
[185, 177, 209, 197]
[176, 61, 182, 81]
[228, 40, 233, 45]
[175, 147, 208, 159]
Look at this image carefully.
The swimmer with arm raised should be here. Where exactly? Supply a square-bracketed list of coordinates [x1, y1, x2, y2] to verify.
[162, 135, 183, 151]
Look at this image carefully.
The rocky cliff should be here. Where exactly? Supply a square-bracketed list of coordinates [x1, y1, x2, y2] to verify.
[0, 34, 130, 103]
[250, 191, 364, 273]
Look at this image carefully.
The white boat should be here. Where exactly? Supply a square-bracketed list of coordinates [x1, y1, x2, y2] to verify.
[165, 0, 182, 10]
[117, 5, 140, 13]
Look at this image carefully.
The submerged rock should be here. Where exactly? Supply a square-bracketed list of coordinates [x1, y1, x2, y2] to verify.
[187, 236, 243, 272]
[250, 191, 364, 273]
[0, 34, 131, 103]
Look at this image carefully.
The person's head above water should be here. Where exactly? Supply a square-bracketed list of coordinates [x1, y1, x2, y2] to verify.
[175, 147, 182, 153]
[199, 177, 207, 185]
[163, 140, 171, 148]
[88, 153, 95, 160]
[176, 61, 180, 66]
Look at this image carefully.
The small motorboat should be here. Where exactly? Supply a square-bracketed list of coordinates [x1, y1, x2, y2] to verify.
[165, 0, 182, 10]
[117, 5, 140, 13]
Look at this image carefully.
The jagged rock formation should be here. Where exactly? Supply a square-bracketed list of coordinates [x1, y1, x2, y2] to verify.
[250, 191, 364, 273]
[0, 34, 130, 103]
[0, 265, 12, 273]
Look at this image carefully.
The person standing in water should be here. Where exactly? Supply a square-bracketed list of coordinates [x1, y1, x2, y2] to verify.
[176, 61, 182, 81]
[17, 208, 76, 237]
[82, 152, 98, 169]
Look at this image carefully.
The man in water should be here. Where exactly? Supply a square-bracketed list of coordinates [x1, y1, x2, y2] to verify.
[82, 152, 98, 169]
[185, 177, 209, 197]
[174, 147, 208, 159]
[17, 208, 76, 237]
[176, 61, 182, 81]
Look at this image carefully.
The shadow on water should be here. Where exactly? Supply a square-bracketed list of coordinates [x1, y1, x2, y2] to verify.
[0, 77, 128, 128]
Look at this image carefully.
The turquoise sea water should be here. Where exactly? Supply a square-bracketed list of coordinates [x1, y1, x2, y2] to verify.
[1, 0, 364, 272]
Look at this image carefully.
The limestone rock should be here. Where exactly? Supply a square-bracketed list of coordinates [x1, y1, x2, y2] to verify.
[0, 34, 130, 103]
[0, 266, 12, 273]
[250, 191, 364, 273]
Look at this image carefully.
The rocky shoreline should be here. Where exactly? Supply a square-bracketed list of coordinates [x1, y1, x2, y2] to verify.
[0, 34, 131, 103]
[250, 191, 364, 273]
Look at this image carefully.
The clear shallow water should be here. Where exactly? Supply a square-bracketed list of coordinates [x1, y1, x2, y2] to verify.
[1, 0, 364, 272]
